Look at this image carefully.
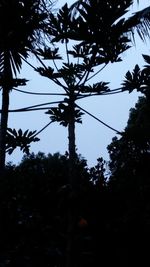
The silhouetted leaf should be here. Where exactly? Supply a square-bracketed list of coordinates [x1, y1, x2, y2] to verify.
[36, 47, 62, 60]
[122, 64, 142, 92]
[143, 54, 150, 65]
[79, 82, 110, 94]
[6, 128, 40, 155]
[46, 103, 84, 127]
[0, 78, 28, 90]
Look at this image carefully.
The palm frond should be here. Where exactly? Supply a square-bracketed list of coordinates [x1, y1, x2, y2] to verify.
[123, 6, 150, 41]
[0, 0, 50, 77]
[70, 0, 86, 18]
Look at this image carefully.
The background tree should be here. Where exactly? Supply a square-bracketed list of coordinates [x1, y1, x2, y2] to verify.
[108, 54, 150, 182]
[107, 55, 150, 266]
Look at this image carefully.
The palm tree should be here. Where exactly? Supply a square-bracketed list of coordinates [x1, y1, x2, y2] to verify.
[0, 0, 51, 174]
[41, 1, 150, 266]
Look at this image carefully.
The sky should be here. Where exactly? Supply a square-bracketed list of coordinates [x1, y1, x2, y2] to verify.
[3, 0, 150, 167]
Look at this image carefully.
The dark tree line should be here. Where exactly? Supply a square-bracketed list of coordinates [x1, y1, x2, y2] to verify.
[0, 152, 106, 266]
[107, 57, 150, 266]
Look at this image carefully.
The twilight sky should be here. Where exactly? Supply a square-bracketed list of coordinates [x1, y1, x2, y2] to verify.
[3, 0, 150, 166]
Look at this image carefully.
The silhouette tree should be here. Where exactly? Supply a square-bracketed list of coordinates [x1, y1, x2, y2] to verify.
[0, 0, 51, 174]
[30, 2, 150, 266]
[107, 55, 150, 265]
[108, 53, 150, 184]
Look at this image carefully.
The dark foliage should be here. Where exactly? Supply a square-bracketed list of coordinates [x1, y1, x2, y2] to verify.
[1, 95, 150, 267]
[2, 141, 149, 266]
[107, 87, 150, 265]
[0, 152, 108, 266]
[6, 128, 40, 155]
[46, 103, 84, 126]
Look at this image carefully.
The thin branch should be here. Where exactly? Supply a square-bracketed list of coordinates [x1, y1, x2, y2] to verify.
[76, 69, 89, 87]
[76, 63, 108, 95]
[32, 121, 53, 137]
[76, 104, 122, 135]
[51, 46, 69, 91]
[53, 58, 59, 72]
[32, 50, 48, 69]
[76, 68, 92, 97]
[100, 90, 123, 96]
[20, 101, 64, 111]
[2, 100, 65, 113]
[7, 107, 59, 112]
[81, 69, 90, 85]
[52, 77, 69, 93]
[33, 51, 69, 91]
[65, 40, 70, 65]
[85, 63, 108, 83]
[104, 87, 123, 93]
[77, 55, 80, 65]
[21, 52, 68, 93]
[13, 88, 67, 96]
[20, 55, 37, 71]
[76, 87, 124, 100]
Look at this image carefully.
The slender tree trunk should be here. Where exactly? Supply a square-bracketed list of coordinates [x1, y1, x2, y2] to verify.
[0, 52, 11, 176]
[68, 100, 76, 188]
[0, 87, 9, 174]
[66, 94, 77, 267]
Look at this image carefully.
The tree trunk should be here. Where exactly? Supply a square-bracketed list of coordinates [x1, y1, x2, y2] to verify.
[0, 87, 9, 174]
[66, 94, 77, 267]
[0, 52, 11, 175]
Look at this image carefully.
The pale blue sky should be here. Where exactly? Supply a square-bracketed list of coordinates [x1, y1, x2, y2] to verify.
[4, 0, 150, 166]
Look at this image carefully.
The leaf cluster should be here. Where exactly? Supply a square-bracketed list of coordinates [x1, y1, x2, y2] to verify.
[47, 4, 74, 43]
[6, 128, 40, 155]
[79, 82, 110, 94]
[46, 103, 84, 126]
[72, 0, 131, 62]
[36, 66, 62, 79]
[89, 157, 107, 187]
[36, 47, 62, 60]
[46, 1, 131, 64]
[60, 62, 85, 85]
[0, 77, 28, 90]
[0, 0, 49, 76]
[69, 43, 111, 67]
[122, 55, 150, 93]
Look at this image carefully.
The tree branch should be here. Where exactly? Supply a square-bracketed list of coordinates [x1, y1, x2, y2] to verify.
[32, 121, 53, 137]
[76, 104, 122, 135]
[2, 101, 65, 113]
[13, 88, 67, 96]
